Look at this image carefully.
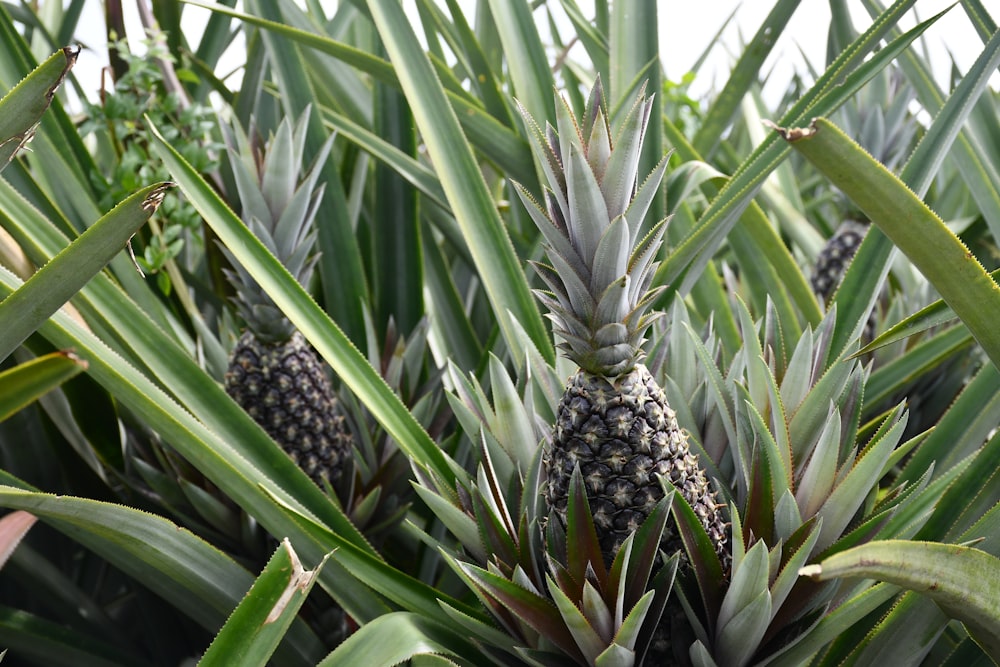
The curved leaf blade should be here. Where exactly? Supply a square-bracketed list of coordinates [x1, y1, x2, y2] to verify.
[801, 541, 1000, 661]
[0, 183, 170, 361]
[0, 350, 86, 421]
[0, 46, 77, 170]
[366, 0, 554, 367]
[200, 540, 330, 667]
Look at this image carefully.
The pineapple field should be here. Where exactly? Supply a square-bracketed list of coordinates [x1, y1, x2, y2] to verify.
[1, 1, 1000, 665]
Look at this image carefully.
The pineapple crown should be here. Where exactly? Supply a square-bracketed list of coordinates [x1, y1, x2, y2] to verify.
[222, 108, 334, 343]
[513, 78, 670, 378]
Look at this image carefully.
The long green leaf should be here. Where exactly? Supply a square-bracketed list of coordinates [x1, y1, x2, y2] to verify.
[853, 268, 999, 355]
[830, 12, 1000, 357]
[691, 0, 801, 157]
[0, 182, 169, 361]
[0, 350, 86, 421]
[657, 1, 933, 319]
[800, 541, 1000, 660]
[0, 177, 371, 550]
[485, 0, 554, 124]
[777, 116, 1000, 369]
[0, 486, 322, 665]
[200, 540, 329, 667]
[366, 0, 553, 367]
[0, 605, 145, 667]
[862, 0, 1000, 239]
[0, 46, 76, 170]
[609, 0, 663, 229]
[317, 612, 475, 667]
[371, 70, 423, 334]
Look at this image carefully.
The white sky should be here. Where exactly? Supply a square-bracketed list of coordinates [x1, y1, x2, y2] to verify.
[70, 1, 995, 110]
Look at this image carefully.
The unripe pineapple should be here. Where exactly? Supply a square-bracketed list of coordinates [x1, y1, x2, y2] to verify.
[811, 218, 869, 304]
[514, 80, 727, 568]
[221, 111, 352, 491]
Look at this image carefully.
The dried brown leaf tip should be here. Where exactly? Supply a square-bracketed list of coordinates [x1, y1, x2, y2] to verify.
[52, 46, 80, 100]
[763, 118, 818, 141]
[142, 182, 173, 212]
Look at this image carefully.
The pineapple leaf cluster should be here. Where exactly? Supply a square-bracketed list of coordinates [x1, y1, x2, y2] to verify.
[515, 78, 667, 378]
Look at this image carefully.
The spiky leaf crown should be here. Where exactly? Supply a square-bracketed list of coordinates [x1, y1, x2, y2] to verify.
[514, 79, 669, 378]
[222, 109, 333, 343]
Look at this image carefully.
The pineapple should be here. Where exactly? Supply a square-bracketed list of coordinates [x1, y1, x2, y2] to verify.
[513, 80, 727, 568]
[222, 111, 352, 492]
[810, 218, 869, 303]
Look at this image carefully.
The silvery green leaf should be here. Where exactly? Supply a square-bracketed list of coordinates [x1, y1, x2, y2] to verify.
[715, 587, 772, 667]
[624, 155, 669, 242]
[260, 114, 297, 217]
[613, 588, 655, 652]
[795, 406, 842, 517]
[226, 128, 271, 227]
[729, 504, 746, 571]
[547, 248, 597, 320]
[566, 141, 611, 266]
[273, 137, 334, 259]
[487, 355, 538, 468]
[517, 98, 568, 219]
[774, 489, 803, 541]
[512, 181, 585, 274]
[587, 106, 612, 185]
[815, 410, 907, 551]
[594, 643, 635, 667]
[735, 299, 769, 414]
[770, 519, 821, 613]
[717, 540, 770, 635]
[581, 580, 614, 642]
[788, 351, 856, 465]
[779, 338, 817, 412]
[684, 322, 738, 457]
[414, 487, 483, 562]
[554, 91, 583, 177]
[595, 277, 630, 331]
[602, 93, 650, 220]
[744, 398, 792, 503]
[591, 216, 630, 296]
[548, 575, 605, 664]
[690, 641, 720, 667]
[627, 220, 667, 304]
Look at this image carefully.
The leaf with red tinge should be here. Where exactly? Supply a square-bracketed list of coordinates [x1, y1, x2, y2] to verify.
[566, 466, 607, 587]
[664, 477, 726, 624]
[456, 559, 583, 663]
[0, 510, 36, 569]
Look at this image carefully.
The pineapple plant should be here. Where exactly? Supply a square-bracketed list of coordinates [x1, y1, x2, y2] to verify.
[512, 79, 728, 567]
[810, 70, 919, 306]
[221, 111, 353, 493]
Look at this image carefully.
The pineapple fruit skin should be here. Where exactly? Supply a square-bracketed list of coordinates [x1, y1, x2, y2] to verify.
[546, 364, 727, 566]
[225, 330, 352, 488]
[811, 219, 869, 303]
